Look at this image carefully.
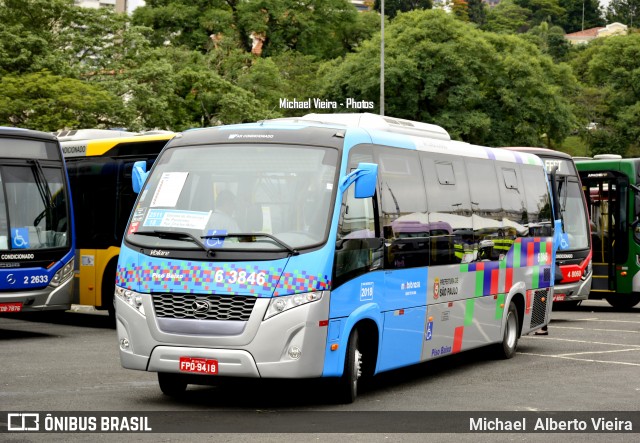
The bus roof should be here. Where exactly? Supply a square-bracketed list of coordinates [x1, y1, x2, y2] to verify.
[60, 133, 176, 158]
[0, 126, 59, 142]
[501, 146, 573, 160]
[53, 129, 138, 142]
[175, 114, 543, 167]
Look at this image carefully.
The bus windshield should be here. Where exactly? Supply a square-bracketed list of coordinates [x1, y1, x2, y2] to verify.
[558, 178, 590, 251]
[0, 161, 69, 251]
[127, 144, 339, 251]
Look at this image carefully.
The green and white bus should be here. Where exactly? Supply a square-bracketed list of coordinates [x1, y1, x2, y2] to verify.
[575, 155, 640, 308]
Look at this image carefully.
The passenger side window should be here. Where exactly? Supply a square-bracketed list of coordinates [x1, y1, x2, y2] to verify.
[422, 154, 473, 265]
[496, 165, 528, 257]
[378, 148, 428, 269]
[466, 159, 503, 261]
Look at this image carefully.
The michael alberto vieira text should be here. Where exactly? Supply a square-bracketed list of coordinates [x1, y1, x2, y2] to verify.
[470, 417, 633, 432]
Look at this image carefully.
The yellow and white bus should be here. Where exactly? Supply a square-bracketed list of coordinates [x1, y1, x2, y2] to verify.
[58, 131, 174, 316]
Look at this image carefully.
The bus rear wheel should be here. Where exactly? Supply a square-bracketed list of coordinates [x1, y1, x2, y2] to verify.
[158, 372, 188, 397]
[605, 295, 640, 310]
[493, 301, 519, 359]
[337, 329, 362, 404]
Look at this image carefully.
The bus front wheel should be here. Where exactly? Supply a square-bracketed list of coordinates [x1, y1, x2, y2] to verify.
[158, 372, 188, 397]
[338, 329, 362, 404]
[605, 295, 640, 310]
[493, 301, 519, 359]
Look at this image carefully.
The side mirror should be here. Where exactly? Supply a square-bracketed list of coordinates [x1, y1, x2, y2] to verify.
[339, 162, 378, 198]
[132, 160, 148, 194]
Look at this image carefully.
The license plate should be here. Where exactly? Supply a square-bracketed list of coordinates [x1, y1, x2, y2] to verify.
[0, 302, 23, 313]
[179, 357, 218, 375]
[553, 293, 566, 302]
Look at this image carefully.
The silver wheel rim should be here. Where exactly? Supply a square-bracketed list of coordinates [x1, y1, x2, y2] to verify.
[352, 348, 362, 390]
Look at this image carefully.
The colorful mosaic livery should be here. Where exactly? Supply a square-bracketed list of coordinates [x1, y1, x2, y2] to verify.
[114, 113, 565, 403]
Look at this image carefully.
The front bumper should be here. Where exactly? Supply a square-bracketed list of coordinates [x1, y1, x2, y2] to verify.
[0, 276, 74, 312]
[116, 290, 331, 379]
[554, 273, 592, 302]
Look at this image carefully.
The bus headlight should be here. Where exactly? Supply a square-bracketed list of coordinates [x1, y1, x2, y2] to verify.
[264, 291, 322, 320]
[115, 286, 146, 316]
[49, 258, 74, 287]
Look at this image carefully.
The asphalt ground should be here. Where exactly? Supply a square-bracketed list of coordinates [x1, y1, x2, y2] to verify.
[0, 299, 638, 442]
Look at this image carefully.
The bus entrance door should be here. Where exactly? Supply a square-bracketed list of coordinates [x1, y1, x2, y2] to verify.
[582, 174, 628, 294]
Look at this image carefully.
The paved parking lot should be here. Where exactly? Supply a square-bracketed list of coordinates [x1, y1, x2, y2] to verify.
[520, 300, 640, 368]
[1, 298, 638, 441]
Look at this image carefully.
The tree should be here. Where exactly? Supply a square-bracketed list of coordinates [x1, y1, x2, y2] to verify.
[451, 0, 470, 22]
[90, 47, 281, 131]
[133, 0, 378, 59]
[0, 71, 126, 130]
[524, 21, 572, 61]
[467, 0, 488, 26]
[606, 0, 639, 28]
[321, 9, 577, 147]
[373, 0, 433, 19]
[558, 0, 604, 34]
[572, 34, 640, 154]
[0, 0, 77, 75]
[512, 0, 566, 27]
[483, 0, 532, 33]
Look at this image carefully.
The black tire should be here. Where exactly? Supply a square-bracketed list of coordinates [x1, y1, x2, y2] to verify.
[102, 260, 117, 327]
[158, 372, 188, 397]
[494, 301, 519, 359]
[337, 329, 362, 404]
[605, 294, 640, 310]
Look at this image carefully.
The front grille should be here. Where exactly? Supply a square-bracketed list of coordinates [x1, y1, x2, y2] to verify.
[530, 289, 549, 328]
[152, 293, 257, 321]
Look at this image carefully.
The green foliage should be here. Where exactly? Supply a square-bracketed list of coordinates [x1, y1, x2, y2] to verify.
[606, 0, 640, 28]
[0, 70, 126, 130]
[524, 22, 571, 61]
[558, 0, 604, 34]
[373, 0, 433, 19]
[557, 135, 588, 157]
[569, 34, 640, 155]
[467, 0, 488, 26]
[0, 0, 76, 75]
[134, 0, 376, 59]
[483, 0, 532, 33]
[322, 10, 577, 147]
[0, 0, 633, 151]
[512, 0, 565, 27]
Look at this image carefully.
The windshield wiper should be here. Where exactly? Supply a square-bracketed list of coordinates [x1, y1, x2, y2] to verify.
[134, 230, 207, 250]
[202, 232, 299, 255]
[31, 159, 56, 227]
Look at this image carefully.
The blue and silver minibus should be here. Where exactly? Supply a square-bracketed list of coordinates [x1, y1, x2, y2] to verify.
[0, 127, 75, 313]
[115, 114, 564, 402]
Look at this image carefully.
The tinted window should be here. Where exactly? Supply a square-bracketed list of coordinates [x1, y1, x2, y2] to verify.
[378, 147, 428, 269]
[465, 159, 503, 260]
[333, 145, 381, 286]
[422, 154, 472, 265]
[522, 164, 553, 237]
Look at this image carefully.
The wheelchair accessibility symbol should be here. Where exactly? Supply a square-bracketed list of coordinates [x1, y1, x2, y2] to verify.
[425, 321, 433, 341]
[11, 227, 30, 249]
[204, 230, 227, 249]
